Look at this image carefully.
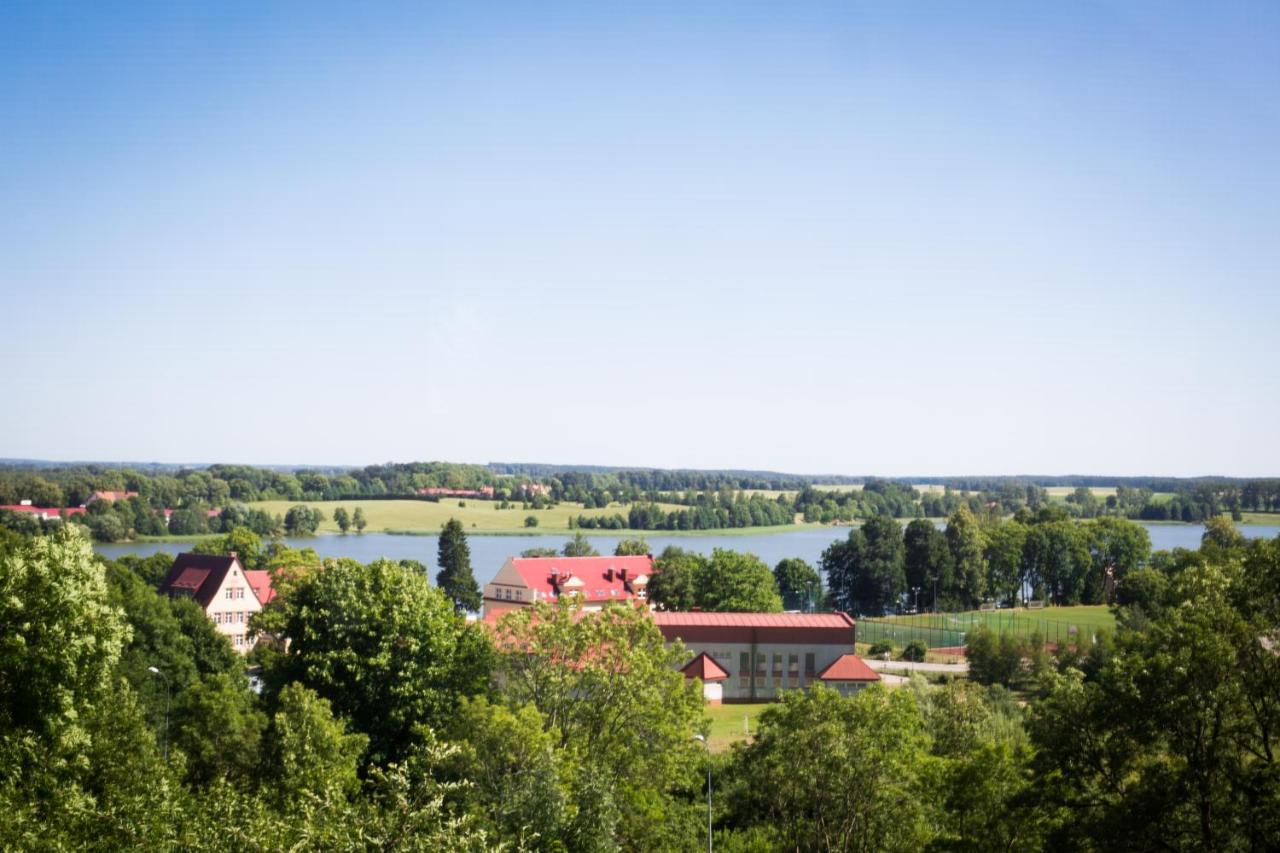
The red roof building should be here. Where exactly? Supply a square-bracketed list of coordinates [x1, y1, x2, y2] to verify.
[157, 552, 274, 652]
[0, 505, 86, 521]
[654, 611, 858, 702]
[482, 554, 652, 618]
[680, 651, 730, 706]
[817, 653, 881, 694]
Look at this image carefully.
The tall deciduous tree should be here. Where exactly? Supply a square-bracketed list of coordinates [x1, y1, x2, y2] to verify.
[648, 546, 706, 611]
[333, 507, 351, 534]
[945, 507, 987, 608]
[697, 549, 783, 612]
[437, 518, 482, 613]
[352, 507, 367, 533]
[262, 557, 493, 764]
[561, 532, 599, 557]
[774, 557, 822, 611]
[613, 538, 650, 556]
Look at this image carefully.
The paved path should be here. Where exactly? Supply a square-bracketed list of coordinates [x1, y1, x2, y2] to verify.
[865, 659, 969, 675]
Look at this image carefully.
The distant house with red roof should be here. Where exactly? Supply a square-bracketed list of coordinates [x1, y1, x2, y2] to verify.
[157, 552, 275, 652]
[0, 504, 86, 522]
[417, 486, 495, 499]
[482, 554, 652, 618]
[653, 611, 866, 701]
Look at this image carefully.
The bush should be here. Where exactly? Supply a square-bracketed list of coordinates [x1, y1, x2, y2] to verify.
[901, 640, 927, 662]
[868, 641, 893, 658]
[524, 515, 538, 528]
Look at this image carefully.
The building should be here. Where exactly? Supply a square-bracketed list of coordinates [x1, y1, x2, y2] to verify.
[653, 611, 874, 701]
[680, 651, 730, 705]
[0, 504, 85, 522]
[482, 554, 652, 618]
[417, 486, 496, 499]
[815, 654, 882, 695]
[157, 552, 275, 652]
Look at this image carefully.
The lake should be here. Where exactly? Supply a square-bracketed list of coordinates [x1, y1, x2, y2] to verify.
[92, 521, 1280, 576]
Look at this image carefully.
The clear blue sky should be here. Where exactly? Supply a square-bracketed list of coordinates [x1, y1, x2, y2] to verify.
[2, 2, 1277, 476]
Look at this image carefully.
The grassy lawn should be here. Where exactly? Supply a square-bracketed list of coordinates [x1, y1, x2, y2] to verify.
[860, 605, 1117, 649]
[248, 499, 819, 536]
[704, 703, 771, 752]
[1241, 512, 1280, 526]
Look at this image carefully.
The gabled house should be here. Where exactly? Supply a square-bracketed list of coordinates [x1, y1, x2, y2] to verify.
[157, 552, 274, 652]
[482, 555, 652, 618]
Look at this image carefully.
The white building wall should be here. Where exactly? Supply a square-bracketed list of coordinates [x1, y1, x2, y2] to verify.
[675, 641, 851, 701]
[205, 564, 262, 652]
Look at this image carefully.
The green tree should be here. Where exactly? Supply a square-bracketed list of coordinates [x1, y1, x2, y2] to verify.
[262, 557, 493, 763]
[437, 518, 482, 613]
[192, 525, 264, 568]
[648, 546, 706, 611]
[945, 507, 987, 608]
[562, 531, 599, 557]
[261, 682, 368, 808]
[983, 520, 1028, 606]
[284, 505, 323, 536]
[352, 506, 367, 533]
[727, 685, 938, 852]
[491, 599, 705, 849]
[697, 549, 783, 612]
[333, 506, 351, 534]
[773, 557, 822, 611]
[903, 518, 952, 610]
[523, 515, 538, 528]
[171, 671, 267, 787]
[613, 538, 650, 556]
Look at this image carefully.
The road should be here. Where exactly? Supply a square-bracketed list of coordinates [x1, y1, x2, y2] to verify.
[864, 658, 969, 675]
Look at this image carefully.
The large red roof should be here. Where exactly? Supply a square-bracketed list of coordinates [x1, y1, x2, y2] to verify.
[505, 555, 653, 604]
[0, 505, 86, 517]
[817, 654, 880, 682]
[244, 570, 276, 605]
[680, 651, 729, 681]
[653, 611, 856, 646]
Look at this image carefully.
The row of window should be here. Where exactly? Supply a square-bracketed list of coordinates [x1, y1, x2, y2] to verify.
[224, 586, 246, 600]
[214, 611, 250, 625]
[737, 651, 817, 690]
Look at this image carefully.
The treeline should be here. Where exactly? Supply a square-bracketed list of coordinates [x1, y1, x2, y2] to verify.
[575, 492, 795, 531]
[822, 507, 1154, 615]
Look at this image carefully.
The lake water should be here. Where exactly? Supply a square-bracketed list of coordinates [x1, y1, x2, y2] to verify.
[92, 522, 1280, 577]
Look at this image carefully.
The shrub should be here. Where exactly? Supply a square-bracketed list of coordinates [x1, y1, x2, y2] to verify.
[901, 640, 927, 662]
[868, 641, 893, 658]
[524, 515, 539, 528]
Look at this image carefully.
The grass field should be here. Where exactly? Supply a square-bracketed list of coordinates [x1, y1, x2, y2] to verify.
[1241, 512, 1280, 526]
[858, 605, 1117, 649]
[247, 499, 819, 536]
[704, 703, 771, 752]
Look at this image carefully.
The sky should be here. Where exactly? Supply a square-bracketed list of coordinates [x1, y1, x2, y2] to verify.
[1, 1, 1277, 477]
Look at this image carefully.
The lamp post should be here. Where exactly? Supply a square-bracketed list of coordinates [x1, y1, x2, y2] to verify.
[912, 587, 920, 614]
[147, 666, 170, 760]
[693, 734, 711, 852]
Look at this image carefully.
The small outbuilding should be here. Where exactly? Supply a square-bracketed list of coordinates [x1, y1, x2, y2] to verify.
[680, 651, 730, 705]
[816, 653, 881, 695]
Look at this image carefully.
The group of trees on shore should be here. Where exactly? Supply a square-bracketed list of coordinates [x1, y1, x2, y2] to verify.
[4, 519, 1277, 850]
[823, 507, 1154, 615]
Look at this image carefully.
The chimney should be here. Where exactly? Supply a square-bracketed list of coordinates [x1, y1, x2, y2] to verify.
[604, 567, 613, 581]
[229, 551, 239, 559]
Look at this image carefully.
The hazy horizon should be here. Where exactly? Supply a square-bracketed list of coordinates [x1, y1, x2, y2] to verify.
[3, 2, 1277, 475]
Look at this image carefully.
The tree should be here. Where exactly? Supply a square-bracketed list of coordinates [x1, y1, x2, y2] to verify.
[437, 518, 482, 613]
[1022, 521, 1091, 605]
[491, 599, 705, 848]
[562, 531, 599, 557]
[773, 557, 822, 611]
[945, 508, 987, 608]
[261, 557, 493, 763]
[352, 507, 367, 533]
[727, 685, 937, 852]
[822, 519, 906, 616]
[170, 671, 267, 787]
[519, 547, 558, 558]
[983, 520, 1028, 606]
[903, 518, 952, 609]
[613, 538, 650, 556]
[284, 505, 323, 536]
[697, 549, 783, 612]
[193, 525, 264, 568]
[333, 507, 351, 534]
[261, 683, 367, 808]
[648, 546, 705, 611]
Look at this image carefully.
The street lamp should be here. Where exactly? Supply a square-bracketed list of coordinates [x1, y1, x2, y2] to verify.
[693, 734, 711, 852]
[148, 666, 170, 760]
[912, 587, 921, 614]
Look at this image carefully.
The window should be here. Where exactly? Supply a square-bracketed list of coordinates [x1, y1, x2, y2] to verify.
[805, 653, 816, 677]
[789, 654, 800, 688]
[772, 652, 783, 684]
[739, 652, 750, 689]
